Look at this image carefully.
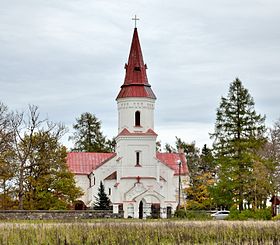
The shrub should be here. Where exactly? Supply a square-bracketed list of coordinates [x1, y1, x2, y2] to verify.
[254, 208, 272, 220]
[272, 214, 280, 221]
[174, 209, 211, 220]
[228, 207, 272, 220]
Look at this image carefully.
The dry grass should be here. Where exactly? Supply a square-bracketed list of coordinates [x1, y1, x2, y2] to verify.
[0, 220, 279, 244]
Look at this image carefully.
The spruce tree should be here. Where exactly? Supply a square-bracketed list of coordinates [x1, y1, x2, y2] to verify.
[184, 144, 216, 210]
[210, 78, 266, 210]
[94, 181, 111, 210]
[70, 112, 112, 152]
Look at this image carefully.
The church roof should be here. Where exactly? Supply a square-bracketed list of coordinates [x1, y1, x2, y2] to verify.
[67, 152, 116, 175]
[156, 152, 188, 176]
[67, 152, 188, 176]
[116, 28, 156, 100]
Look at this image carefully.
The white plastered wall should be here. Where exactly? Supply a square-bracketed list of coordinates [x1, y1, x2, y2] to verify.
[117, 97, 155, 133]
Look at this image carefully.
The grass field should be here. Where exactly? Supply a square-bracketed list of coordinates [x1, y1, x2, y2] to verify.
[0, 220, 279, 244]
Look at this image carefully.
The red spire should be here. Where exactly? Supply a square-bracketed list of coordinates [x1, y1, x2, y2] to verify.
[116, 28, 156, 100]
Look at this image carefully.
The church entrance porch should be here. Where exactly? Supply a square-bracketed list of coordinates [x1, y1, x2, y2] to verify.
[123, 182, 167, 218]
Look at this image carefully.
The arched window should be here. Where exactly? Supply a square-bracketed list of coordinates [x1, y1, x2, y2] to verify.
[136, 151, 140, 166]
[135, 111, 140, 126]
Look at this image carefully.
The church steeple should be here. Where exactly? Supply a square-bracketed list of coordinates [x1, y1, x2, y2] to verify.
[116, 28, 156, 100]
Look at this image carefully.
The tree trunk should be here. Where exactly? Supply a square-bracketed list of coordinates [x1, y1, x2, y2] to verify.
[18, 165, 24, 210]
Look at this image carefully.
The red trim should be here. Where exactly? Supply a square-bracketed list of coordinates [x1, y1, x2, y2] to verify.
[121, 176, 156, 180]
[117, 128, 157, 137]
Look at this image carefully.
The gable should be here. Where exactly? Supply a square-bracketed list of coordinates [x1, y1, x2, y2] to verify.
[104, 171, 117, 180]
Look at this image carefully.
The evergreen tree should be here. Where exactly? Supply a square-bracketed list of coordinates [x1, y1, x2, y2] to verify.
[171, 138, 216, 209]
[94, 181, 111, 210]
[210, 78, 266, 210]
[70, 112, 112, 152]
[175, 137, 200, 176]
[185, 144, 216, 210]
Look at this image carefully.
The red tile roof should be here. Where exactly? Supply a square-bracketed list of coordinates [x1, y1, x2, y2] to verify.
[67, 152, 116, 175]
[67, 151, 188, 176]
[156, 152, 188, 175]
[116, 28, 156, 100]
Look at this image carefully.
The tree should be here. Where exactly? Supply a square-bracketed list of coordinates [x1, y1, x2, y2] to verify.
[175, 137, 200, 175]
[270, 119, 280, 192]
[0, 102, 16, 209]
[164, 143, 176, 153]
[210, 78, 266, 210]
[20, 132, 83, 210]
[167, 137, 216, 210]
[184, 144, 216, 210]
[94, 181, 111, 210]
[70, 112, 113, 152]
[258, 119, 280, 198]
[9, 105, 82, 210]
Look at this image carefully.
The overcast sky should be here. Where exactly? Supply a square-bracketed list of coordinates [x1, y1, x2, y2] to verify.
[1, 0, 279, 150]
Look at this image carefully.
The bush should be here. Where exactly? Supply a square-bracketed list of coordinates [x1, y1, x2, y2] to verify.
[174, 209, 211, 220]
[254, 208, 272, 220]
[272, 214, 280, 221]
[228, 207, 272, 220]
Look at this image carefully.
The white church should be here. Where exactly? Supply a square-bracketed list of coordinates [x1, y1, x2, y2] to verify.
[67, 27, 189, 218]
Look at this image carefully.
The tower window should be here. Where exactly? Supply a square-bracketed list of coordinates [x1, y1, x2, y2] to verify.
[136, 151, 141, 166]
[134, 66, 141, 71]
[135, 111, 141, 126]
[108, 188, 111, 196]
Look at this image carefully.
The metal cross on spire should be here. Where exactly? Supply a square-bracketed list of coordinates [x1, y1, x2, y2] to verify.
[132, 15, 139, 28]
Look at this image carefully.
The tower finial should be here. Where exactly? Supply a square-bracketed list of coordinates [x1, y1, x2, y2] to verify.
[132, 15, 139, 28]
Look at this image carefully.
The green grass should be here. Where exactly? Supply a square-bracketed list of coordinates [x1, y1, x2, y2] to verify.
[0, 220, 279, 244]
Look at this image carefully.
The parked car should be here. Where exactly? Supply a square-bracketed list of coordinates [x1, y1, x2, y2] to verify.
[211, 210, 230, 220]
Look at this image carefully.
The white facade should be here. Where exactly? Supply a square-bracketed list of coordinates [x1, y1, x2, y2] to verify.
[72, 92, 188, 218]
[69, 28, 189, 218]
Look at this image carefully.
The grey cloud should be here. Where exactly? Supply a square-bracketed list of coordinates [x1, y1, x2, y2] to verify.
[1, 0, 280, 147]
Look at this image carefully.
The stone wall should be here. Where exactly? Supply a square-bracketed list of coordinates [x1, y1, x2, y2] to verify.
[0, 210, 124, 220]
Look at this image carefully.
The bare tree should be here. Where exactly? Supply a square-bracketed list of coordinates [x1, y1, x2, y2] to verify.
[270, 119, 280, 193]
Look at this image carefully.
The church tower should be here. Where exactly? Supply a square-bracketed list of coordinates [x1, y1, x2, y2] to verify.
[67, 25, 189, 219]
[116, 27, 158, 172]
[116, 27, 156, 133]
